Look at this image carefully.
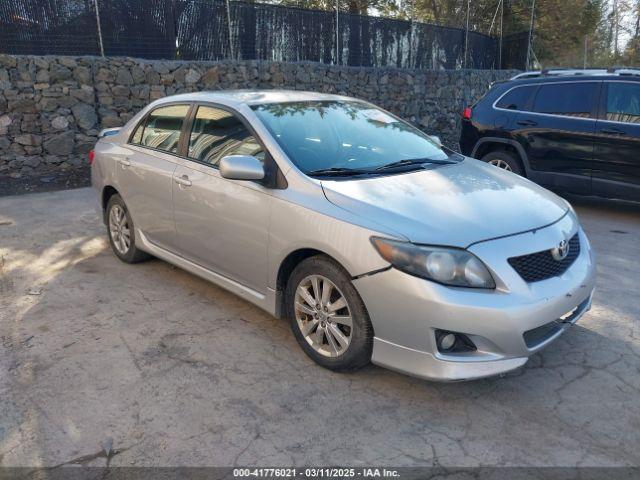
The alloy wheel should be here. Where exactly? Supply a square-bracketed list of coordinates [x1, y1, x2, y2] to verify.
[294, 275, 353, 358]
[488, 159, 513, 171]
[109, 204, 131, 255]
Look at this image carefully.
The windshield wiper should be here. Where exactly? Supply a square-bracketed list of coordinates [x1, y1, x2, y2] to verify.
[308, 157, 459, 177]
[374, 158, 458, 171]
[307, 167, 372, 177]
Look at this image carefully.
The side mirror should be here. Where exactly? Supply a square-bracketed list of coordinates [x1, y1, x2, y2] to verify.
[428, 135, 443, 147]
[219, 155, 265, 181]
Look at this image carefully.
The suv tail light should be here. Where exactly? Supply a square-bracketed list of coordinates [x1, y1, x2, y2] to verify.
[462, 107, 473, 120]
[88, 150, 95, 165]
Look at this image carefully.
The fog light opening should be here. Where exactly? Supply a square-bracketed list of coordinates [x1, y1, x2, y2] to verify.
[435, 330, 477, 354]
[440, 333, 456, 350]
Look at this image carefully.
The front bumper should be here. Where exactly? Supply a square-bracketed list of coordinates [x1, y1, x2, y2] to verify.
[353, 214, 596, 382]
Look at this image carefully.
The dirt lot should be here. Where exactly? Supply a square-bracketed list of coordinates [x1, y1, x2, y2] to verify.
[0, 187, 639, 467]
[0, 169, 90, 198]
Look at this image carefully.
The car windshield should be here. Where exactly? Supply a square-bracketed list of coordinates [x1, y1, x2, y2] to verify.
[252, 101, 455, 175]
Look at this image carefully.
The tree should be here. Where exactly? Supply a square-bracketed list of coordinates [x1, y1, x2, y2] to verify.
[620, 0, 640, 64]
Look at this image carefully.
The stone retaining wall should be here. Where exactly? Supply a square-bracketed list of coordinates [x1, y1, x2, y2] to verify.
[0, 54, 516, 181]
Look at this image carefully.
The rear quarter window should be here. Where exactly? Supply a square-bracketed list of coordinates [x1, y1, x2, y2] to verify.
[495, 85, 537, 111]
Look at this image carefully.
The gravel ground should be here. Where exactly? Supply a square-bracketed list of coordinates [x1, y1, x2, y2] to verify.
[0, 188, 639, 468]
[0, 169, 90, 197]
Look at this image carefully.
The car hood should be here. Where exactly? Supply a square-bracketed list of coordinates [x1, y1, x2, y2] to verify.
[321, 158, 569, 247]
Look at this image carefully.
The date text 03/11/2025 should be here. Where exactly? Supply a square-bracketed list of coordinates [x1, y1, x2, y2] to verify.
[232, 468, 400, 478]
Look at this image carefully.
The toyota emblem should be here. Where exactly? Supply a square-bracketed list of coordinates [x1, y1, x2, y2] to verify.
[551, 239, 570, 261]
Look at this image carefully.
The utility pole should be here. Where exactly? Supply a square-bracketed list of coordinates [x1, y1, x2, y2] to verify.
[488, 0, 503, 69]
[499, 0, 503, 69]
[226, 0, 234, 60]
[464, 0, 470, 68]
[489, 0, 504, 69]
[613, 0, 619, 58]
[93, 0, 105, 57]
[584, 34, 588, 69]
[335, 0, 339, 65]
[526, 0, 536, 70]
[408, 0, 415, 68]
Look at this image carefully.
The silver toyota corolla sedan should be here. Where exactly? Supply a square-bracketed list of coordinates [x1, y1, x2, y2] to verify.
[91, 90, 596, 381]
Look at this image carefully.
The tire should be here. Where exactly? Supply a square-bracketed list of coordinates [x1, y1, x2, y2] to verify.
[481, 150, 524, 176]
[285, 255, 373, 372]
[105, 194, 150, 264]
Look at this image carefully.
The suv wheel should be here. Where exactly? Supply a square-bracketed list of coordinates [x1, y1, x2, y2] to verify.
[481, 150, 524, 176]
[285, 255, 373, 372]
[106, 194, 150, 264]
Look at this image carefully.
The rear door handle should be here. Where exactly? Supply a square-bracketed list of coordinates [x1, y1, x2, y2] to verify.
[118, 158, 131, 167]
[517, 119, 538, 127]
[174, 175, 192, 187]
[600, 127, 626, 135]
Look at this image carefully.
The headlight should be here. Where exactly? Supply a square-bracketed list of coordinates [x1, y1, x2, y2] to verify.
[371, 237, 496, 289]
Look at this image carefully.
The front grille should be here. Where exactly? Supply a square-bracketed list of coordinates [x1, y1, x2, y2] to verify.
[508, 233, 580, 282]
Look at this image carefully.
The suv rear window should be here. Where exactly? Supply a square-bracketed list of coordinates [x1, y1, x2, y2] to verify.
[532, 83, 598, 118]
[496, 85, 536, 111]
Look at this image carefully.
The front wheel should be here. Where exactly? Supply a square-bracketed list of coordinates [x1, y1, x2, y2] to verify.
[285, 256, 373, 372]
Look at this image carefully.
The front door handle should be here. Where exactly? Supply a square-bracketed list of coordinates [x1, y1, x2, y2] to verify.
[118, 158, 131, 167]
[600, 127, 626, 135]
[517, 119, 538, 127]
[174, 175, 192, 187]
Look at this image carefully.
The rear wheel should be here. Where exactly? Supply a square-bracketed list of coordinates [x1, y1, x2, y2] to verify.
[285, 256, 373, 372]
[106, 194, 150, 264]
[481, 150, 524, 176]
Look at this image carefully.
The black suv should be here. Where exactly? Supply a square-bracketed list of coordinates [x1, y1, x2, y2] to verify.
[459, 69, 640, 202]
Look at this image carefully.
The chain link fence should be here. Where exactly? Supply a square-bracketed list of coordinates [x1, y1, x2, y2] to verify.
[0, 0, 528, 69]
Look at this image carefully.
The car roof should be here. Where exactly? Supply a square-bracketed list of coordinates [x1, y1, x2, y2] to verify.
[505, 68, 640, 84]
[508, 75, 640, 85]
[151, 90, 356, 108]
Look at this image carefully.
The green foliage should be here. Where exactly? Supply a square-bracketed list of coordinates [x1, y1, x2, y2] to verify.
[532, 0, 606, 67]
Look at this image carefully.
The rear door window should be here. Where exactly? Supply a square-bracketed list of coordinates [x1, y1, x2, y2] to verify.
[138, 104, 190, 154]
[605, 82, 640, 124]
[496, 85, 537, 111]
[532, 82, 599, 118]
